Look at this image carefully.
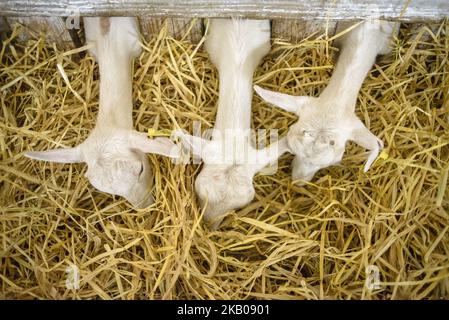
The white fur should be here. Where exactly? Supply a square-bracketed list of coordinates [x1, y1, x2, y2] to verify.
[255, 20, 398, 185]
[25, 17, 179, 208]
[178, 19, 288, 228]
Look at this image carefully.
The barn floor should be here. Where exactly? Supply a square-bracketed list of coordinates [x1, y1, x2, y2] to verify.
[0, 20, 448, 299]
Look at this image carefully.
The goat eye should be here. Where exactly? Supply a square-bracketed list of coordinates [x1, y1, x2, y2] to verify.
[329, 140, 335, 146]
[138, 164, 144, 175]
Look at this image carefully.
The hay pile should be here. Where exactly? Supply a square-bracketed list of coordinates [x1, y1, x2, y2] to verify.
[1, 20, 448, 300]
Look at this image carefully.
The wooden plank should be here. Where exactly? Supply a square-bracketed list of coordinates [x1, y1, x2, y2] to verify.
[0, 16, 8, 32]
[0, 16, 9, 42]
[139, 18, 204, 43]
[6, 17, 204, 48]
[6, 16, 74, 49]
[5, 17, 204, 48]
[272, 20, 337, 42]
[0, 0, 448, 21]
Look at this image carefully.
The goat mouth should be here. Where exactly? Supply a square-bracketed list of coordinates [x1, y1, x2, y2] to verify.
[129, 188, 154, 209]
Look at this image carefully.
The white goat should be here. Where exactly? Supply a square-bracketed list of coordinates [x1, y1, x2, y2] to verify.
[25, 17, 178, 208]
[177, 19, 289, 228]
[254, 20, 398, 184]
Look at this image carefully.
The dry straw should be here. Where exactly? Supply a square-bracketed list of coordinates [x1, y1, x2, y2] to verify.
[0, 19, 448, 299]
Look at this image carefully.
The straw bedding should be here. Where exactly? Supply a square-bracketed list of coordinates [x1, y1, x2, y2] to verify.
[0, 20, 448, 299]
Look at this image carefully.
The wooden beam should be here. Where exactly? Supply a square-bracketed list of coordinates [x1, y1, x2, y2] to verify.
[0, 0, 448, 21]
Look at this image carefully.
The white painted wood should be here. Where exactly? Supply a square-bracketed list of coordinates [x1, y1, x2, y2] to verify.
[1, 0, 448, 21]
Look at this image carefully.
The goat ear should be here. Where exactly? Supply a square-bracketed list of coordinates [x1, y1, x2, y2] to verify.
[24, 147, 83, 164]
[129, 132, 180, 158]
[349, 118, 384, 172]
[254, 85, 314, 115]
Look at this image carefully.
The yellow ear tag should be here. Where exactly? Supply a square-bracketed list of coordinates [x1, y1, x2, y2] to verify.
[372, 149, 389, 167]
[378, 150, 389, 160]
[147, 128, 172, 138]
